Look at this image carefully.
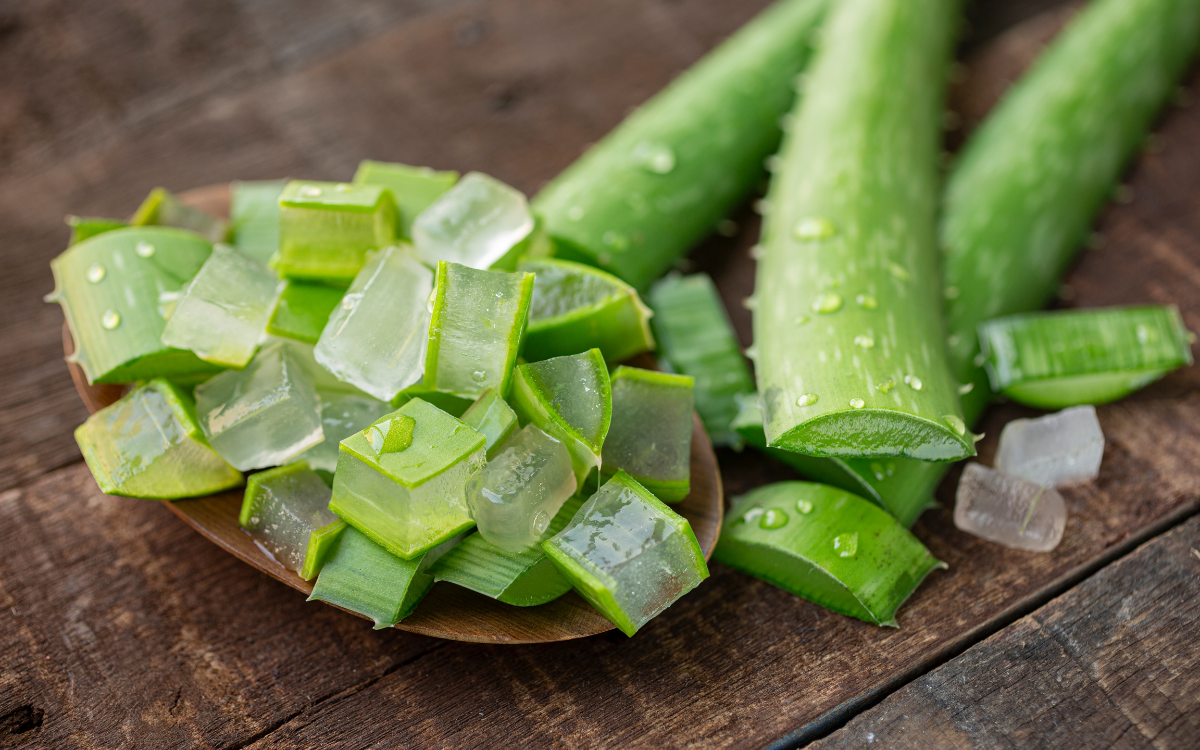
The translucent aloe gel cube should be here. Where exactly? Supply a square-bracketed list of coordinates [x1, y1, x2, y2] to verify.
[995, 406, 1104, 488]
[294, 391, 391, 473]
[277, 180, 397, 284]
[353, 160, 460, 240]
[194, 342, 324, 471]
[602, 367, 694, 502]
[239, 462, 340, 578]
[954, 463, 1067, 552]
[412, 172, 535, 269]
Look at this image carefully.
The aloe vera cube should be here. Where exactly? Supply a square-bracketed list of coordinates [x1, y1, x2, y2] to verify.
[314, 246, 432, 401]
[293, 390, 390, 473]
[230, 179, 286, 265]
[389, 381, 473, 417]
[412, 172, 535, 270]
[519, 257, 655, 362]
[353, 160, 460, 240]
[715, 481, 944, 626]
[239, 462, 338, 577]
[330, 398, 486, 559]
[303, 519, 347, 580]
[461, 388, 519, 459]
[276, 181, 397, 285]
[509, 349, 612, 486]
[266, 281, 345, 345]
[47, 227, 224, 384]
[954, 463, 1067, 552]
[432, 494, 583, 606]
[995, 406, 1104, 488]
[75, 378, 242, 499]
[160, 245, 284, 368]
[649, 273, 753, 448]
[67, 216, 127, 246]
[131, 187, 228, 243]
[543, 471, 708, 636]
[309, 526, 457, 628]
[466, 424, 578, 554]
[195, 342, 324, 471]
[601, 367, 693, 503]
[424, 261, 534, 399]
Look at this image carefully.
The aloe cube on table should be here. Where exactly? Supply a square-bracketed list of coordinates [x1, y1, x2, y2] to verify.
[601, 367, 694, 503]
[239, 461, 342, 579]
[432, 494, 583, 607]
[266, 281, 345, 345]
[293, 390, 391, 473]
[47, 226, 224, 384]
[75, 378, 242, 499]
[649, 273, 753, 448]
[66, 216, 127, 246]
[353, 160, 459, 240]
[460, 388, 519, 459]
[230, 179, 287, 265]
[132, 187, 229, 243]
[160, 244, 284, 368]
[995, 406, 1104, 489]
[194, 342, 324, 471]
[518, 257, 655, 363]
[329, 398, 486, 559]
[412, 172, 534, 271]
[276, 180, 397, 285]
[509, 349, 612, 487]
[715, 482, 945, 626]
[424, 261, 534, 399]
[314, 245, 433, 402]
[543, 471, 708, 637]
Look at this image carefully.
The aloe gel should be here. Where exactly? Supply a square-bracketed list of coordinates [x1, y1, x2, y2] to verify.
[601, 367, 694, 503]
[239, 462, 339, 578]
[461, 388, 519, 459]
[276, 180, 397, 284]
[412, 172, 535, 270]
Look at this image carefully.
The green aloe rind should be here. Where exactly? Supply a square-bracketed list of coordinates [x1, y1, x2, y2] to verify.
[267, 281, 346, 345]
[230, 179, 287, 265]
[600, 366, 694, 503]
[131, 187, 229, 243]
[276, 180, 397, 285]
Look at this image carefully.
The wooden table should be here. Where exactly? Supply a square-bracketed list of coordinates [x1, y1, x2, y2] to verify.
[2, 1, 1198, 747]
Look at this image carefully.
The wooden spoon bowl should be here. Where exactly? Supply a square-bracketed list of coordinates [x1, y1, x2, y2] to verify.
[63, 184, 724, 644]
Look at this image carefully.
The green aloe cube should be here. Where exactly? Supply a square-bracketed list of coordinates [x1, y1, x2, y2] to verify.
[352, 160, 459, 240]
[277, 180, 397, 284]
[230, 179, 286, 265]
[460, 388, 519, 459]
[601, 367, 694, 503]
[239, 461, 341, 579]
[266, 281, 345, 345]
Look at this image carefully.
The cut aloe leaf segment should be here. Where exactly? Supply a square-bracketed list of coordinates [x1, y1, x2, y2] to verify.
[432, 494, 584, 606]
[47, 226, 226, 384]
[978, 305, 1195, 409]
[600, 366, 694, 503]
[131, 187, 229, 243]
[648, 272, 754, 449]
[67, 216, 128, 246]
[508, 349, 612, 486]
[518, 257, 655, 363]
[239, 461, 340, 579]
[267, 281, 346, 345]
[715, 481, 945, 627]
[304, 519, 348, 581]
[460, 388, 520, 459]
[75, 378, 243, 499]
[276, 180, 398, 285]
[230, 179, 287, 265]
[352, 160, 459, 241]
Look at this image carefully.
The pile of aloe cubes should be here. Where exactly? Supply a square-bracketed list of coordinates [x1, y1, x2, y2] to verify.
[52, 165, 706, 636]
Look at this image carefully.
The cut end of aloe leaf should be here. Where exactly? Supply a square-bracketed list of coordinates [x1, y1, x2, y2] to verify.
[769, 408, 975, 462]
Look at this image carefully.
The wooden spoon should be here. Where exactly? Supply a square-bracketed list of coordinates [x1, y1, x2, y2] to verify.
[62, 183, 724, 644]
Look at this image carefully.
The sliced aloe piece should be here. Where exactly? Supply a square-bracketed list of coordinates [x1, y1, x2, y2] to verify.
[460, 388, 519, 458]
[276, 180, 397, 285]
[601, 367, 693, 503]
[266, 281, 345, 345]
[433, 494, 584, 606]
[47, 226, 224, 384]
[978, 305, 1194, 409]
[352, 160, 459, 240]
[424, 260, 534, 399]
[412, 172, 535, 271]
[239, 461, 338, 578]
[293, 390, 390, 473]
[715, 481, 944, 626]
[75, 378, 243, 499]
[518, 257, 655, 362]
[303, 519, 348, 581]
[389, 381, 473, 417]
[131, 187, 228, 243]
[508, 349, 612, 486]
[66, 216, 127, 246]
[230, 179, 287, 265]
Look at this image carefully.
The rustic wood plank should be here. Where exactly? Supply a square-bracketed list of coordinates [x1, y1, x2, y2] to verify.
[804, 515, 1200, 750]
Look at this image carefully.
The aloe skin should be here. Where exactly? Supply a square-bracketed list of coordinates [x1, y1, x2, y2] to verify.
[754, 0, 971, 462]
[131, 187, 229, 243]
[532, 0, 829, 290]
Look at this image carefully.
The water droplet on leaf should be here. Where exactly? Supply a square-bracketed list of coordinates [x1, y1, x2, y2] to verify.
[795, 499, 813, 514]
[811, 292, 842, 314]
[760, 508, 788, 529]
[833, 532, 858, 558]
[136, 241, 155, 258]
[943, 414, 966, 436]
[86, 263, 106, 283]
[101, 309, 121, 329]
[856, 294, 878, 310]
[797, 393, 818, 407]
[854, 334, 874, 349]
[849, 398, 865, 409]
[793, 217, 836, 241]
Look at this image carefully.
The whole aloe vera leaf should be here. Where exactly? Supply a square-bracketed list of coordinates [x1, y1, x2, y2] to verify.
[532, 0, 830, 290]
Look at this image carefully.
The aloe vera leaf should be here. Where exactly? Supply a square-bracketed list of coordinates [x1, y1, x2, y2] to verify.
[330, 398, 486, 559]
[424, 261, 534, 399]
[230, 179, 287, 265]
[532, 0, 830, 290]
[75, 378, 243, 499]
[648, 273, 753, 448]
[66, 216, 128, 246]
[47, 226, 226, 384]
[352, 160, 459, 240]
[978, 305, 1195, 408]
[276, 180, 397, 285]
[754, 0, 971, 462]
[715, 481, 944, 626]
[239, 461, 338, 576]
[131, 187, 228, 243]
[509, 349, 612, 486]
[600, 367, 694, 503]
[266, 281, 345, 345]
[460, 388, 519, 459]
[542, 471, 708, 637]
[431, 494, 583, 606]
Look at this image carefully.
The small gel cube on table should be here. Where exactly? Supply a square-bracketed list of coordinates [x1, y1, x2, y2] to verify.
[277, 180, 397, 285]
[239, 462, 343, 580]
[954, 463, 1067, 552]
[995, 405, 1104, 487]
[602, 366, 694, 503]
[195, 342, 324, 471]
[542, 471, 708, 636]
[160, 244, 284, 368]
[461, 388, 519, 458]
[467, 424, 578, 554]
[412, 172, 535, 270]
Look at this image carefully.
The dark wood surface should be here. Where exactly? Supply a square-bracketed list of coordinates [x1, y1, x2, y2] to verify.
[3, 0, 1199, 748]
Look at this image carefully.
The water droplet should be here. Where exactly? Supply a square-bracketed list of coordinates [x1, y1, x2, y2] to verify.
[532, 509, 550, 536]
[426, 288, 437, 313]
[833, 532, 859, 558]
[742, 507, 765, 525]
[854, 334, 875, 349]
[1135, 324, 1158, 344]
[250, 516, 259, 526]
[567, 206, 585, 221]
[943, 414, 966, 436]
[632, 141, 676, 174]
[795, 499, 813, 514]
[300, 185, 323, 197]
[135, 241, 155, 258]
[887, 262, 910, 282]
[870, 462, 886, 480]
[849, 398, 865, 409]
[856, 294, 878, 310]
[793, 217, 836, 241]
[905, 375, 923, 391]
[877, 380, 895, 394]
[760, 508, 788, 529]
[471, 370, 487, 383]
[811, 292, 842, 314]
[944, 286, 960, 300]
[749, 244, 766, 260]
[958, 381, 974, 395]
[794, 315, 810, 327]
[101, 309, 121, 329]
[742, 296, 758, 311]
[335, 183, 353, 192]
[602, 230, 629, 250]
[86, 263, 106, 283]
[796, 393, 818, 407]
